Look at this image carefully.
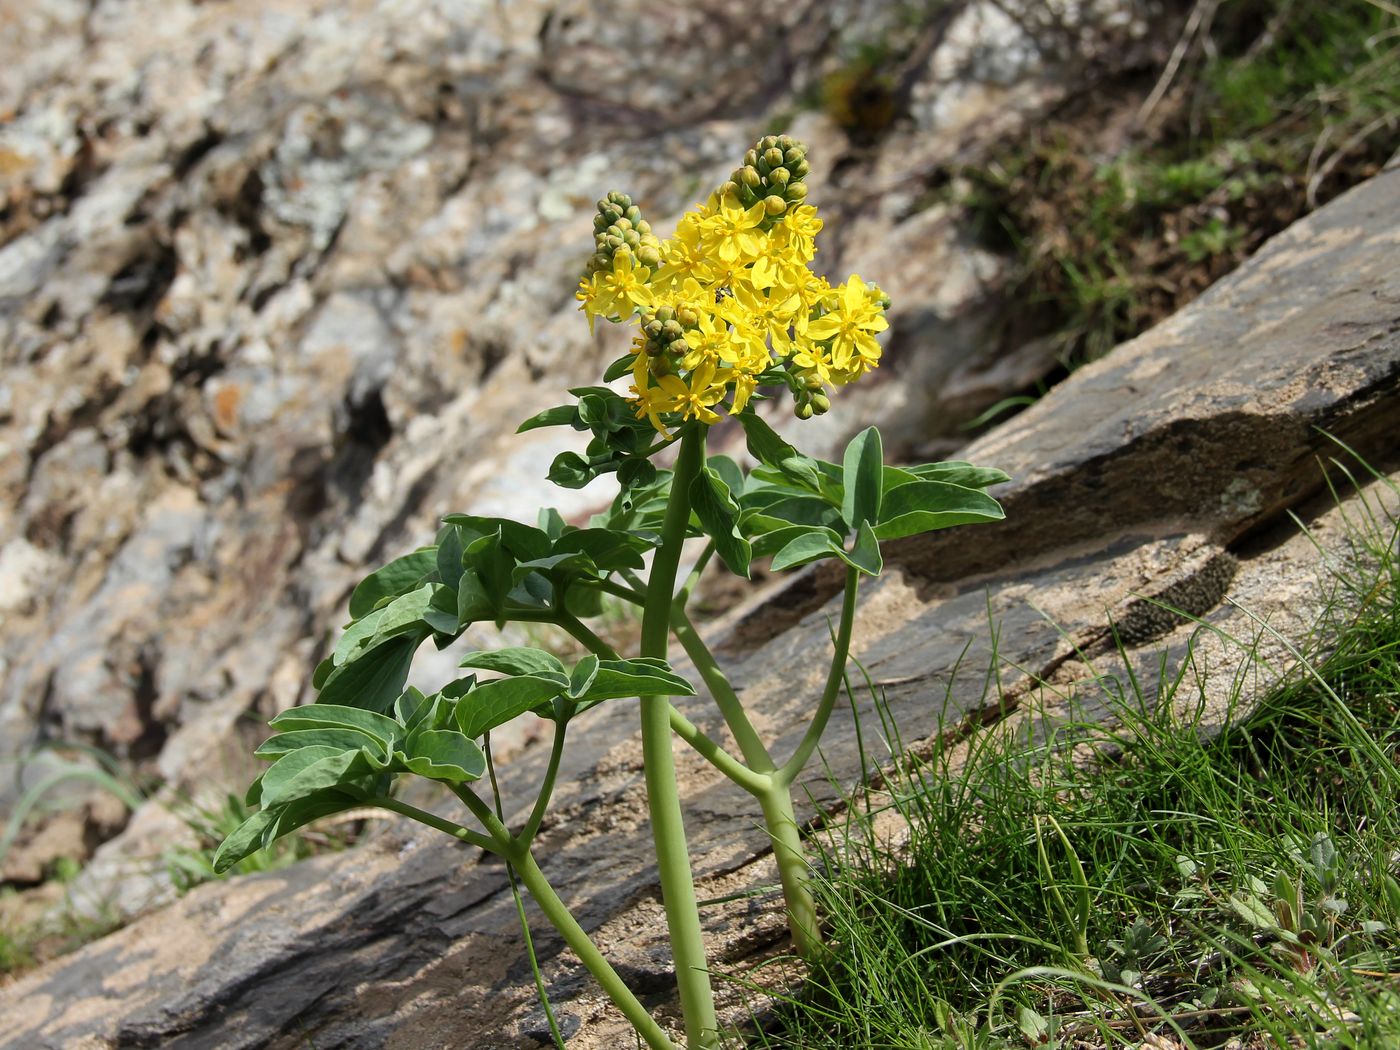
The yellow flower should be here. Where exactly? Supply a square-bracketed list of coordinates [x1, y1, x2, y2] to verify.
[730, 280, 802, 358]
[698, 192, 768, 265]
[772, 204, 823, 262]
[590, 250, 655, 320]
[657, 357, 730, 425]
[651, 213, 715, 293]
[805, 274, 887, 372]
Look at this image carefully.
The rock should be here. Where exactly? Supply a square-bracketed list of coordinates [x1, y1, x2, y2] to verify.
[1, 159, 1396, 1048]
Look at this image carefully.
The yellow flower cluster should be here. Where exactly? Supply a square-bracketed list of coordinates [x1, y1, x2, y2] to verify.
[575, 138, 889, 433]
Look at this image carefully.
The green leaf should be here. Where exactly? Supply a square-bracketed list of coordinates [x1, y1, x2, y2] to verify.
[769, 528, 845, 572]
[552, 528, 650, 570]
[617, 456, 657, 490]
[547, 450, 593, 489]
[873, 480, 1005, 541]
[349, 548, 438, 619]
[257, 746, 346, 806]
[423, 584, 461, 636]
[212, 808, 278, 874]
[569, 654, 600, 698]
[837, 520, 883, 577]
[737, 411, 799, 468]
[602, 353, 636, 383]
[707, 455, 745, 499]
[904, 461, 1011, 489]
[574, 658, 697, 705]
[446, 516, 552, 561]
[333, 608, 386, 666]
[456, 571, 495, 626]
[394, 686, 432, 728]
[513, 551, 598, 585]
[841, 426, 884, 529]
[689, 467, 751, 578]
[269, 704, 403, 750]
[517, 404, 577, 433]
[254, 728, 385, 759]
[368, 583, 440, 646]
[464, 531, 512, 616]
[538, 507, 567, 540]
[435, 525, 466, 591]
[402, 729, 486, 783]
[317, 635, 420, 713]
[748, 522, 823, 559]
[257, 791, 365, 860]
[260, 748, 378, 809]
[459, 647, 568, 679]
[456, 675, 566, 738]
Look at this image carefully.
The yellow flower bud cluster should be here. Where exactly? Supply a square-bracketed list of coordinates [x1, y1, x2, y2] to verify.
[575, 137, 889, 432]
[716, 134, 812, 223]
[585, 191, 663, 277]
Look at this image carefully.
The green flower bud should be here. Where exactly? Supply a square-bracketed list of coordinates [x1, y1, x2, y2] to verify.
[741, 165, 762, 188]
[764, 195, 787, 215]
[625, 205, 641, 223]
[795, 402, 814, 420]
[770, 167, 790, 186]
[676, 306, 698, 326]
[644, 319, 663, 338]
[810, 393, 830, 414]
[662, 320, 682, 339]
[655, 306, 674, 323]
[669, 338, 687, 355]
[764, 147, 785, 168]
[784, 146, 803, 166]
[745, 149, 759, 168]
[786, 182, 809, 201]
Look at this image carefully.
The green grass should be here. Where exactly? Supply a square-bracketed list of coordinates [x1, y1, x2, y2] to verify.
[742, 464, 1400, 1048]
[961, 0, 1400, 368]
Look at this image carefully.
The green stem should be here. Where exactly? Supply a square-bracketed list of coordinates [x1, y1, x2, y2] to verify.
[555, 612, 764, 799]
[447, 783, 680, 1047]
[775, 566, 861, 788]
[369, 796, 498, 853]
[757, 784, 820, 957]
[671, 606, 773, 773]
[667, 704, 771, 796]
[519, 717, 569, 845]
[639, 424, 720, 1049]
[508, 844, 681, 1050]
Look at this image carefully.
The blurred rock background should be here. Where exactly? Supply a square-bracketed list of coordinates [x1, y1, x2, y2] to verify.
[0, 0, 1395, 980]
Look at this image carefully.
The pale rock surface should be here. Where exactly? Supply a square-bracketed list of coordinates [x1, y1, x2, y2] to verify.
[0, 140, 1396, 1050]
[0, 0, 1168, 929]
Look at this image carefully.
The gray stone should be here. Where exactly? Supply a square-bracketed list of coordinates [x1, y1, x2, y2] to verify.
[1, 158, 1396, 1050]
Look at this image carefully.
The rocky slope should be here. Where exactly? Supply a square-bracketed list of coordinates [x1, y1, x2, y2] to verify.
[1, 0, 1165, 900]
[1, 143, 1397, 1050]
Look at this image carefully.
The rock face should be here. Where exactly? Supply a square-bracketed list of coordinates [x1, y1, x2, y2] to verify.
[1, 147, 1397, 1050]
[0, 0, 1163, 814]
[0, 0, 1184, 933]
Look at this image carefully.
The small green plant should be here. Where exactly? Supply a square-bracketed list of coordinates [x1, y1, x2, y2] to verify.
[164, 792, 359, 892]
[214, 135, 1007, 1048]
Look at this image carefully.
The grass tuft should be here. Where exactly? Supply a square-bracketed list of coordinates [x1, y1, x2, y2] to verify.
[744, 463, 1400, 1048]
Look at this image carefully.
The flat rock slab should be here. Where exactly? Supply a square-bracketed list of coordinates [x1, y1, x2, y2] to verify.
[2, 176, 1397, 1049]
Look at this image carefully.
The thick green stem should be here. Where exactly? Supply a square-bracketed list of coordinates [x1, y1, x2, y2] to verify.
[775, 567, 861, 788]
[758, 785, 820, 957]
[639, 424, 720, 1049]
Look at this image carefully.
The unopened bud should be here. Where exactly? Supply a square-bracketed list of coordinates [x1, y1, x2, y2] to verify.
[770, 167, 790, 186]
[787, 182, 809, 201]
[668, 337, 688, 355]
[795, 402, 814, 420]
[744, 149, 758, 168]
[741, 165, 762, 188]
[638, 245, 661, 267]
[676, 306, 698, 326]
[810, 393, 830, 413]
[764, 195, 787, 216]
[662, 320, 682, 340]
[784, 146, 804, 166]
[764, 147, 785, 168]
